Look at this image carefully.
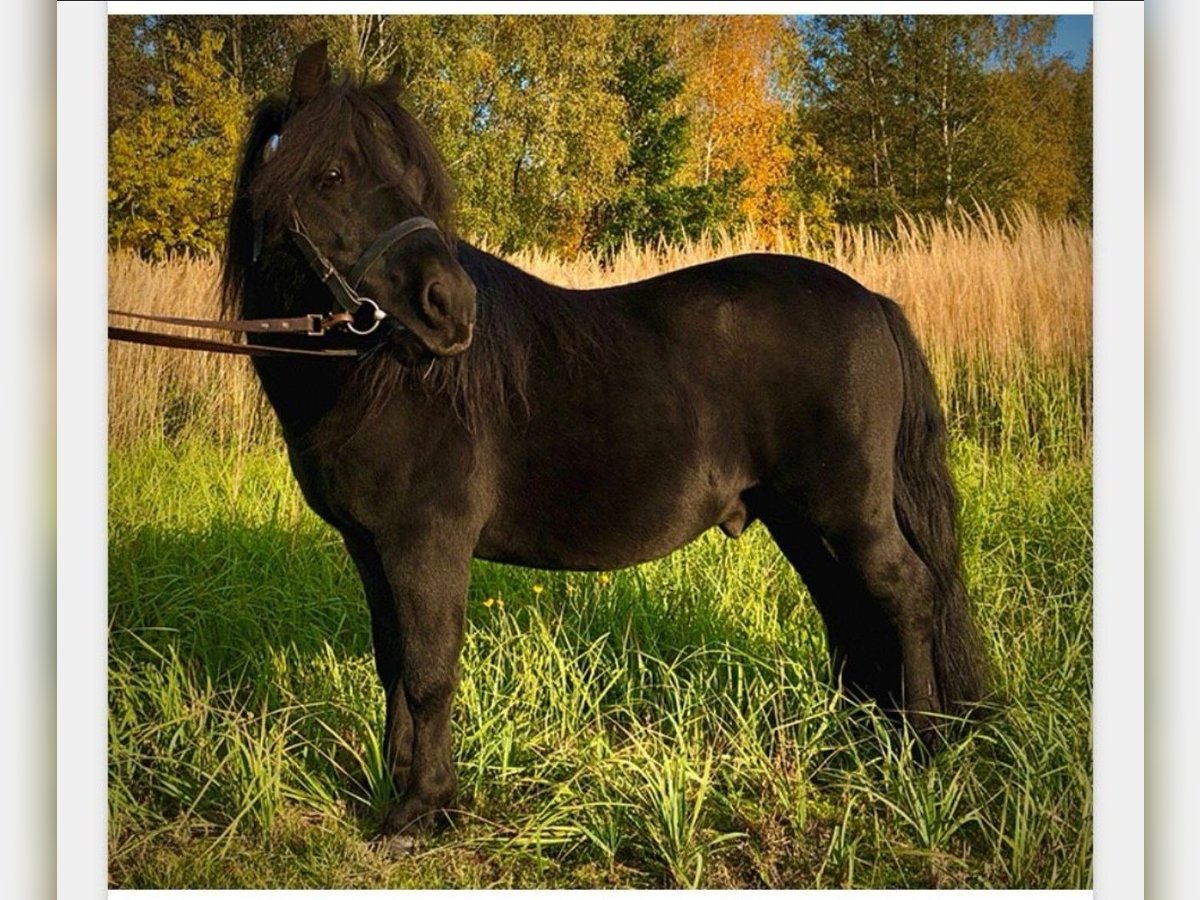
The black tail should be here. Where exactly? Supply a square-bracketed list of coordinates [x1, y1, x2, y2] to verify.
[877, 295, 993, 712]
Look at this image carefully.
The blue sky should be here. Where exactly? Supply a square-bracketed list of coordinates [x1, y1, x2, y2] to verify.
[794, 14, 1093, 71]
[1049, 15, 1093, 69]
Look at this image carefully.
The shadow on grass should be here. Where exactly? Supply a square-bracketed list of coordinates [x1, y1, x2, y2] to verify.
[109, 518, 827, 695]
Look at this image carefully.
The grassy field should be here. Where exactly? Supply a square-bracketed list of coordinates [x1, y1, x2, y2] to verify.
[107, 210, 1092, 888]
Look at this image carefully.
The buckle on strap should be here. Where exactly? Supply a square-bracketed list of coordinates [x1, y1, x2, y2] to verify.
[307, 311, 358, 335]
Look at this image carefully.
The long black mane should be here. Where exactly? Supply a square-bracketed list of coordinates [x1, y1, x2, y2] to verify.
[221, 81, 620, 429]
[342, 243, 624, 429]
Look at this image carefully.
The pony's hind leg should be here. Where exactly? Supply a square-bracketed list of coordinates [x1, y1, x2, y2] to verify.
[830, 512, 943, 744]
[754, 489, 904, 709]
[758, 482, 943, 746]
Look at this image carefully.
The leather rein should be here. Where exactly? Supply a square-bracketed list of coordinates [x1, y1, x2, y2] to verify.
[108, 208, 441, 360]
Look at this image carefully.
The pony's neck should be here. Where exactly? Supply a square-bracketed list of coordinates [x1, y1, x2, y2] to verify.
[247, 241, 615, 445]
[251, 356, 360, 441]
[455, 242, 567, 304]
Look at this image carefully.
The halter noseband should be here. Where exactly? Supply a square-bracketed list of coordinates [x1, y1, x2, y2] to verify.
[286, 206, 441, 335]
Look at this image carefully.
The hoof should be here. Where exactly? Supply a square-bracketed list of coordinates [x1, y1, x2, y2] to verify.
[381, 795, 454, 836]
[374, 833, 420, 859]
[914, 724, 943, 761]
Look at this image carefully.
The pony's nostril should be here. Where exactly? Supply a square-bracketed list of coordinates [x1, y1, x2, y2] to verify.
[422, 281, 452, 321]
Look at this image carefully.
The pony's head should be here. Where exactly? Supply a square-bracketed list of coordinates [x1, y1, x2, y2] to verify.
[224, 40, 475, 358]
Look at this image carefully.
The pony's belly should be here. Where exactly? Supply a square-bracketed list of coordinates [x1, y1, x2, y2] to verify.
[476, 481, 750, 571]
[474, 525, 707, 571]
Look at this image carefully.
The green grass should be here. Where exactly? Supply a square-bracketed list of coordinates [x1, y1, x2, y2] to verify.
[107, 437, 1091, 889]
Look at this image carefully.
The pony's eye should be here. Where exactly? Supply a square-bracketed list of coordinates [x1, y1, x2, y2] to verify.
[262, 133, 281, 162]
[320, 167, 344, 188]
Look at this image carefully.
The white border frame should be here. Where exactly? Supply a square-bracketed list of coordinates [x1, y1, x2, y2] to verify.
[53, 2, 1153, 897]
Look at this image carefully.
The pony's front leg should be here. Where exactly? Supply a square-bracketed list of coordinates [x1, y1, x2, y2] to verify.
[343, 536, 415, 798]
[371, 528, 472, 836]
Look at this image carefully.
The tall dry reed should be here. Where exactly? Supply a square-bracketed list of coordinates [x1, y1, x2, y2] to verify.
[108, 208, 1091, 455]
[108, 253, 274, 447]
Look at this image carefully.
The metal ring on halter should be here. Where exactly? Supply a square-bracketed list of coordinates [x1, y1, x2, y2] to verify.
[347, 298, 387, 335]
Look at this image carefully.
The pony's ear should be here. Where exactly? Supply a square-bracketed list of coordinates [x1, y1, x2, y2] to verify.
[287, 40, 331, 115]
[379, 65, 404, 101]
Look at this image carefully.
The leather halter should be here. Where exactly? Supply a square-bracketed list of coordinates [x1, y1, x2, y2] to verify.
[108, 208, 443, 359]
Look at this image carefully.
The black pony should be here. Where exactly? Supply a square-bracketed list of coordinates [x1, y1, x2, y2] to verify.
[222, 42, 991, 835]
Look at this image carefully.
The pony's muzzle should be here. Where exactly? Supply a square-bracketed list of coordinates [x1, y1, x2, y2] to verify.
[418, 275, 476, 356]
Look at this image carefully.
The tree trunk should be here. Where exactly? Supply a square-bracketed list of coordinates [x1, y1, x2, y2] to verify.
[229, 16, 243, 87]
[941, 46, 953, 210]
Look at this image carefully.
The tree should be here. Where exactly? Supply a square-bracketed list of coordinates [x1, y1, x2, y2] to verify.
[107, 15, 631, 256]
[899, 16, 998, 213]
[978, 18, 1091, 220]
[674, 16, 795, 235]
[781, 128, 852, 243]
[108, 29, 249, 258]
[765, 24, 851, 242]
[156, 13, 327, 101]
[448, 15, 625, 252]
[1068, 45, 1093, 222]
[983, 57, 1080, 218]
[796, 14, 1088, 225]
[799, 15, 907, 223]
[110, 14, 1097, 259]
[109, 16, 328, 257]
[799, 15, 1003, 223]
[586, 18, 745, 253]
[108, 16, 160, 135]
